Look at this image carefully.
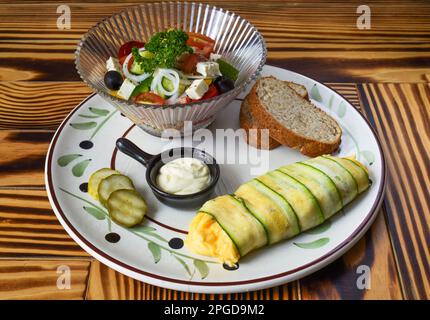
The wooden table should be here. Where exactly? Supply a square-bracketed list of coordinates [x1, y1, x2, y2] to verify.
[1, 0, 429, 300]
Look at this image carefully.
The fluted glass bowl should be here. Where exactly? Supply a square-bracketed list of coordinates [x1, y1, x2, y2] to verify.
[75, 2, 267, 136]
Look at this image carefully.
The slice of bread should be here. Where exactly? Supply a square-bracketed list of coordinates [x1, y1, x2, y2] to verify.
[284, 82, 309, 101]
[240, 80, 309, 150]
[246, 76, 342, 157]
[240, 98, 280, 150]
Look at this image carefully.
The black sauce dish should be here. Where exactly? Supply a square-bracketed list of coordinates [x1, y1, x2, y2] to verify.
[116, 138, 220, 209]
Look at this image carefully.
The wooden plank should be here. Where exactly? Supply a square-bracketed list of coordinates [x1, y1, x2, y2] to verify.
[0, 189, 88, 257]
[0, 130, 53, 188]
[300, 209, 403, 299]
[0, 259, 90, 299]
[1, 2, 429, 82]
[0, 82, 91, 129]
[357, 82, 430, 299]
[86, 260, 298, 300]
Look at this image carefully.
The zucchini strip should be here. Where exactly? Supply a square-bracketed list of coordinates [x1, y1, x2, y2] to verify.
[185, 156, 370, 265]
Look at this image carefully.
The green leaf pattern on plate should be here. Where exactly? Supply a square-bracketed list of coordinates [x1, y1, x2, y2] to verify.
[328, 94, 334, 110]
[310, 85, 323, 102]
[294, 237, 330, 249]
[89, 107, 110, 116]
[57, 154, 82, 167]
[194, 260, 209, 279]
[69, 106, 117, 141]
[83, 206, 106, 220]
[58, 107, 118, 178]
[78, 114, 101, 119]
[70, 122, 97, 130]
[134, 225, 168, 243]
[72, 159, 92, 177]
[337, 101, 347, 118]
[148, 241, 162, 263]
[133, 225, 157, 232]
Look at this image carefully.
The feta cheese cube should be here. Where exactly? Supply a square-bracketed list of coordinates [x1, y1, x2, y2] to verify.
[185, 79, 209, 100]
[117, 79, 137, 100]
[106, 57, 122, 73]
[196, 61, 221, 78]
[209, 53, 222, 61]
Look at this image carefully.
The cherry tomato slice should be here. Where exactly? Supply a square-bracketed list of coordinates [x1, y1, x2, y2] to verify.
[177, 53, 206, 74]
[186, 32, 215, 49]
[134, 92, 165, 105]
[118, 41, 145, 60]
[193, 45, 214, 58]
[186, 32, 215, 58]
[201, 84, 219, 100]
[189, 85, 219, 103]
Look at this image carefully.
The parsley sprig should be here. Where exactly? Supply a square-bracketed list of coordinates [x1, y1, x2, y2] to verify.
[132, 29, 192, 73]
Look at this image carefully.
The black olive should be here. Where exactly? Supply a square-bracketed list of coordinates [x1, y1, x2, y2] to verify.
[214, 76, 235, 94]
[104, 71, 123, 90]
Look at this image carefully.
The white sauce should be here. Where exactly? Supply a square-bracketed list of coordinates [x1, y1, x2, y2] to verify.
[156, 157, 211, 195]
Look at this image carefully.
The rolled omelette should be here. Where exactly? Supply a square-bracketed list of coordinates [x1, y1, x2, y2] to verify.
[185, 155, 370, 266]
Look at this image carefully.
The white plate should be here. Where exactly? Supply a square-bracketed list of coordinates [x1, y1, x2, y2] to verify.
[45, 65, 386, 293]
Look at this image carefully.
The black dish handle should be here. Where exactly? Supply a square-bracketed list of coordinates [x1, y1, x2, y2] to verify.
[116, 138, 154, 167]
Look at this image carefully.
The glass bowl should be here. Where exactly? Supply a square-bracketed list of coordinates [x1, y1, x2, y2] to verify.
[75, 2, 267, 136]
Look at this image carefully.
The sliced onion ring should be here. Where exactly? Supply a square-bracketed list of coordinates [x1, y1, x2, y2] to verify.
[151, 68, 180, 97]
[122, 48, 151, 83]
[166, 92, 179, 104]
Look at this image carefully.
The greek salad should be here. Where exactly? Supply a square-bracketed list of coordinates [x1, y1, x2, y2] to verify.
[104, 29, 239, 105]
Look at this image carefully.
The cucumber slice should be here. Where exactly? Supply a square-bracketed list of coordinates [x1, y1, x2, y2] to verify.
[98, 174, 135, 207]
[216, 59, 239, 82]
[200, 195, 267, 256]
[258, 170, 324, 231]
[88, 168, 120, 201]
[178, 82, 186, 95]
[235, 179, 300, 244]
[139, 51, 154, 59]
[324, 156, 370, 193]
[162, 77, 175, 92]
[130, 61, 146, 75]
[279, 163, 343, 219]
[107, 189, 147, 227]
[131, 76, 153, 97]
[305, 156, 359, 205]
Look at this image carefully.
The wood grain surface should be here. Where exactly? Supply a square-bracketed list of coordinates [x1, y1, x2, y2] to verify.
[358, 82, 430, 299]
[1, 1, 429, 83]
[0, 259, 90, 299]
[0, 189, 88, 257]
[0, 0, 429, 300]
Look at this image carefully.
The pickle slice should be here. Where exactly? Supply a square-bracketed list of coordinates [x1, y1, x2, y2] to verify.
[88, 168, 120, 200]
[107, 189, 147, 227]
[98, 174, 135, 207]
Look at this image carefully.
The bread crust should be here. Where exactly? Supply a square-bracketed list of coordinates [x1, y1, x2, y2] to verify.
[245, 76, 341, 157]
[240, 97, 281, 150]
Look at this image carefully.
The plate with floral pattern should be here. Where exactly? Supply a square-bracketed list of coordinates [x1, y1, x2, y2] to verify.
[45, 65, 386, 293]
